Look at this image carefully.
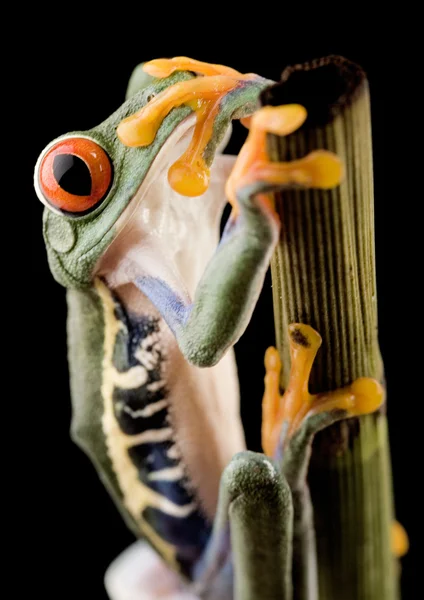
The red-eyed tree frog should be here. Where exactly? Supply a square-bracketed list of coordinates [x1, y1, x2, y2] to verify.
[34, 57, 383, 600]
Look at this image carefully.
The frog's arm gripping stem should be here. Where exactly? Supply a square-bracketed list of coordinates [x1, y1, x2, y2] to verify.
[121, 61, 343, 367]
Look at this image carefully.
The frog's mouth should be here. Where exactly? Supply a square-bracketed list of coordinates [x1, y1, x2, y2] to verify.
[96, 113, 236, 305]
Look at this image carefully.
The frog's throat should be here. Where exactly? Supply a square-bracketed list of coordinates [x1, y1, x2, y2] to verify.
[226, 105, 344, 218]
[96, 113, 235, 303]
[96, 114, 195, 296]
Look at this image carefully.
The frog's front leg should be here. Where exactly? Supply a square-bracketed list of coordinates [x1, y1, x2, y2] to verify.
[135, 105, 343, 367]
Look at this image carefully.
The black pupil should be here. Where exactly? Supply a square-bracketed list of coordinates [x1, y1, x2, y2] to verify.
[53, 154, 92, 196]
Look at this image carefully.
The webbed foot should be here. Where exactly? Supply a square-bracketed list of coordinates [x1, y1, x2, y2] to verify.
[226, 105, 343, 219]
[117, 57, 269, 197]
[261, 324, 384, 460]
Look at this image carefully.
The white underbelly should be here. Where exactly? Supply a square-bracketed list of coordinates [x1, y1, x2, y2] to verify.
[114, 282, 246, 520]
[165, 323, 246, 518]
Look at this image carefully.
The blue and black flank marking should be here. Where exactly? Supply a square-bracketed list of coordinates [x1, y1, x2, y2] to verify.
[109, 294, 211, 575]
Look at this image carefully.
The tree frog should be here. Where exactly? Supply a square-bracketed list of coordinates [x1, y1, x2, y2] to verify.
[34, 57, 383, 600]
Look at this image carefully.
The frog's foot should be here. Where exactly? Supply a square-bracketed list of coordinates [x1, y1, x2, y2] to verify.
[105, 540, 200, 600]
[226, 105, 344, 217]
[261, 324, 385, 459]
[117, 57, 269, 197]
[142, 56, 247, 79]
[392, 520, 409, 558]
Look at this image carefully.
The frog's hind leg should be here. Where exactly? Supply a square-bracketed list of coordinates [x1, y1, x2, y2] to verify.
[193, 451, 293, 600]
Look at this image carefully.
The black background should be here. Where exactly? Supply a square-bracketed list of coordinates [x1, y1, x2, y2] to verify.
[26, 15, 418, 599]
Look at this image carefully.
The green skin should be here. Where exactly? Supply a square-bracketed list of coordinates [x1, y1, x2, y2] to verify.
[35, 64, 354, 600]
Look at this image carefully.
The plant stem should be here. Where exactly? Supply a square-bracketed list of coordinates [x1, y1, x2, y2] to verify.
[261, 56, 398, 600]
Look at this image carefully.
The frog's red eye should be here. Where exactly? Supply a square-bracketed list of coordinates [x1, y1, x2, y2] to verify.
[38, 137, 113, 214]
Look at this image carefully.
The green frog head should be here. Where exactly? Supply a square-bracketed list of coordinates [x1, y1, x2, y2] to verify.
[34, 59, 270, 291]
